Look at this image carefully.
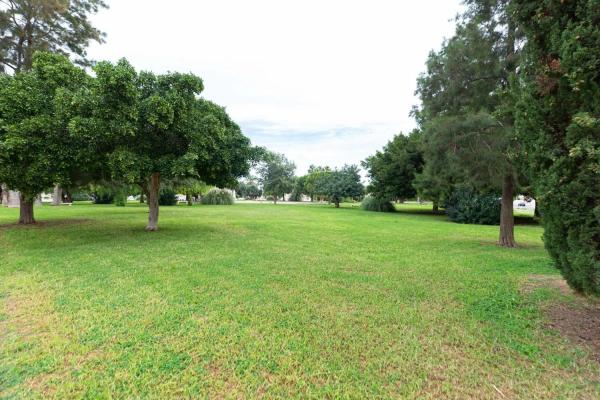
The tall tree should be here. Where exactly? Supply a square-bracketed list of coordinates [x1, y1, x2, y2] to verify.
[0, 0, 107, 72]
[512, 0, 600, 294]
[414, 3, 521, 247]
[362, 130, 423, 203]
[258, 152, 295, 204]
[0, 52, 87, 223]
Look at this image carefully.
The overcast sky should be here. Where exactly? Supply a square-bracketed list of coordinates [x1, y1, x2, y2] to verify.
[87, 0, 462, 175]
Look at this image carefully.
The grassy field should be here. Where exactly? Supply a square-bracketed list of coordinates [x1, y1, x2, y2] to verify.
[0, 203, 598, 399]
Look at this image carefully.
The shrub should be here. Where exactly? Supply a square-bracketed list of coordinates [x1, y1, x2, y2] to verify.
[92, 190, 114, 204]
[445, 186, 500, 225]
[201, 188, 235, 205]
[159, 189, 178, 206]
[361, 196, 396, 212]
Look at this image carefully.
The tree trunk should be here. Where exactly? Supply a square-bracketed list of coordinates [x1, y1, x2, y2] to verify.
[19, 193, 35, 224]
[335, 200, 340, 208]
[146, 173, 160, 231]
[499, 174, 516, 248]
[52, 184, 62, 206]
[273, 196, 277, 204]
[139, 186, 145, 204]
[186, 193, 193, 206]
[433, 201, 439, 212]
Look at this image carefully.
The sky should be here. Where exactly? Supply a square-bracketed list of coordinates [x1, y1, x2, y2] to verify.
[87, 0, 463, 176]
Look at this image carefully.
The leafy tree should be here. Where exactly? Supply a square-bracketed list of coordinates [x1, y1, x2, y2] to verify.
[362, 130, 423, 203]
[0, 52, 87, 224]
[414, 3, 521, 247]
[322, 165, 363, 208]
[237, 179, 262, 200]
[0, 0, 107, 72]
[512, 0, 600, 294]
[75, 62, 252, 230]
[288, 175, 306, 201]
[304, 165, 332, 202]
[258, 152, 295, 204]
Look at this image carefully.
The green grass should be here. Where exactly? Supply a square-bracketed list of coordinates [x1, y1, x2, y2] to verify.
[0, 203, 598, 398]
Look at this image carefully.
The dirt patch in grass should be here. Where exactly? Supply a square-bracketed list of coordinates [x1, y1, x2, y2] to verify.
[524, 275, 600, 363]
[547, 303, 600, 363]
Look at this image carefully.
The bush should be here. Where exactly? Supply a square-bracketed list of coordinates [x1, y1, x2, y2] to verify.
[361, 196, 396, 212]
[201, 188, 235, 205]
[159, 189, 178, 206]
[92, 191, 114, 204]
[445, 186, 500, 225]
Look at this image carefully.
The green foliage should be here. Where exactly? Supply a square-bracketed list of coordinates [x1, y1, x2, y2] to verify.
[0, 0, 107, 72]
[322, 165, 364, 207]
[201, 188, 235, 205]
[258, 152, 295, 203]
[159, 189, 178, 206]
[237, 180, 262, 200]
[92, 187, 115, 205]
[363, 131, 423, 201]
[513, 0, 600, 294]
[304, 165, 332, 201]
[0, 52, 88, 204]
[361, 196, 396, 213]
[445, 186, 500, 225]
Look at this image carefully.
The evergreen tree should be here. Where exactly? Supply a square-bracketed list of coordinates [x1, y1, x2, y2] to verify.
[0, 0, 107, 72]
[513, 0, 600, 294]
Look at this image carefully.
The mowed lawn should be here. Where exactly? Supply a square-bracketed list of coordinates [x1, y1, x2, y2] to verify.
[0, 203, 598, 399]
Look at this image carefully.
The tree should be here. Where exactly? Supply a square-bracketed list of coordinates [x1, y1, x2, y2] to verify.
[414, 4, 521, 247]
[512, 0, 600, 294]
[258, 152, 295, 204]
[237, 179, 262, 200]
[362, 130, 423, 203]
[0, 52, 87, 224]
[304, 165, 332, 202]
[76, 62, 252, 230]
[322, 165, 363, 208]
[0, 0, 107, 72]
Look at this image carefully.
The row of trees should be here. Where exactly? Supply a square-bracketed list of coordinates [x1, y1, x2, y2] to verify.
[363, 0, 599, 294]
[0, 52, 254, 230]
[248, 152, 364, 208]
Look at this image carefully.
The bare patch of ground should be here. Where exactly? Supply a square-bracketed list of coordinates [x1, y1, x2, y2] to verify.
[524, 275, 600, 363]
[547, 303, 600, 363]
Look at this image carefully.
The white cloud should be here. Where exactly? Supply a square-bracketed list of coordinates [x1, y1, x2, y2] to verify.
[88, 0, 462, 174]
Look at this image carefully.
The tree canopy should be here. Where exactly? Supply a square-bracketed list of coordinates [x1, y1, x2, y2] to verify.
[0, 0, 107, 72]
[0, 52, 87, 223]
[362, 131, 423, 203]
[257, 152, 295, 204]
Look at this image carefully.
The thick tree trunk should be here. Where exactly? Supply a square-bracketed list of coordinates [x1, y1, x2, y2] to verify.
[19, 193, 35, 224]
[335, 200, 340, 208]
[433, 201, 439, 212]
[146, 173, 160, 231]
[52, 184, 62, 206]
[499, 175, 516, 248]
[186, 193, 193, 206]
[273, 197, 277, 204]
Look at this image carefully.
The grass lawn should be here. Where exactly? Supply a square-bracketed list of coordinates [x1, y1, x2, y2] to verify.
[1, 203, 598, 398]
